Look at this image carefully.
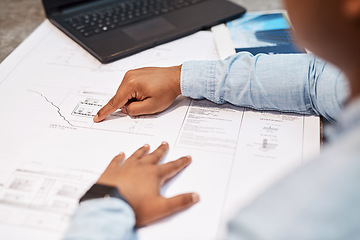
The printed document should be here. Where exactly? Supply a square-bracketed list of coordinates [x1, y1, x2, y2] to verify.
[0, 20, 319, 240]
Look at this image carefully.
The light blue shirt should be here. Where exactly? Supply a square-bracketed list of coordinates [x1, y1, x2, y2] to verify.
[64, 52, 360, 240]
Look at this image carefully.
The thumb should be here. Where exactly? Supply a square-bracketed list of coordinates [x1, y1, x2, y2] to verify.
[137, 193, 199, 226]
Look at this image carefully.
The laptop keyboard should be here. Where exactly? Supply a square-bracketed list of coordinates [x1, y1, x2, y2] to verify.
[66, 0, 205, 37]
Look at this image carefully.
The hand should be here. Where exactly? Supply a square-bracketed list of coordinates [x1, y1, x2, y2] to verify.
[94, 66, 182, 122]
[96, 142, 199, 227]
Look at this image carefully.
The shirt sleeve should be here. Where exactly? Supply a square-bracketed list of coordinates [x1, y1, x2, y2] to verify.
[180, 52, 349, 122]
[63, 198, 136, 240]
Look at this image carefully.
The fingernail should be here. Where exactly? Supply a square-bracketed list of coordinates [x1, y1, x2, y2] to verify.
[143, 144, 150, 148]
[184, 155, 192, 164]
[93, 114, 99, 122]
[192, 193, 200, 203]
[161, 141, 168, 146]
[121, 107, 127, 114]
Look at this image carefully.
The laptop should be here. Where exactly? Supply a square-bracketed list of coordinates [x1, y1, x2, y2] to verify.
[42, 0, 246, 63]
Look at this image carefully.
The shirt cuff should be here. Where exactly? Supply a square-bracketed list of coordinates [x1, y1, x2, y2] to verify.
[180, 60, 217, 100]
[64, 198, 136, 240]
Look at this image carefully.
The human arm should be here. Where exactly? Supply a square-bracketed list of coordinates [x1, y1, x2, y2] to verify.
[181, 53, 348, 122]
[63, 197, 136, 240]
[94, 53, 349, 123]
[63, 143, 199, 239]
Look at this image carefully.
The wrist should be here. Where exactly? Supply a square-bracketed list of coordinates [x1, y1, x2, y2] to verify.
[171, 65, 182, 96]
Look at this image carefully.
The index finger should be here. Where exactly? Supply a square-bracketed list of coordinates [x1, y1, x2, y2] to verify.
[94, 89, 131, 123]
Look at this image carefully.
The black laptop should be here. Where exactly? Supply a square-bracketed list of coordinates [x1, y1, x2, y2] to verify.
[42, 0, 246, 63]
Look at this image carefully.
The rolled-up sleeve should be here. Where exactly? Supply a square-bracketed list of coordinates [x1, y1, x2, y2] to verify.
[181, 52, 349, 122]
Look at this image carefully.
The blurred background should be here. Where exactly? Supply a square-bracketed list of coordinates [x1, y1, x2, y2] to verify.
[0, 0, 282, 62]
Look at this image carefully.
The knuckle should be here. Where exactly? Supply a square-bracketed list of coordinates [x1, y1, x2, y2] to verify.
[127, 78, 138, 89]
[154, 150, 165, 159]
[160, 161, 179, 176]
[155, 146, 166, 155]
[123, 70, 137, 85]
[125, 69, 135, 78]
[150, 154, 162, 164]
[158, 147, 167, 154]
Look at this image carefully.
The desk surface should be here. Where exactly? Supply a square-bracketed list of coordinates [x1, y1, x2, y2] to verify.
[0, 0, 282, 63]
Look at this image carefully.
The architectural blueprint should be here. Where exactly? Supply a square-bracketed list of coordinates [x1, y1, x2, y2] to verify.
[0, 21, 319, 240]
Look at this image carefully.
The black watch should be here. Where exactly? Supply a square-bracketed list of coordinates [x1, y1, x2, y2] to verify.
[79, 183, 128, 204]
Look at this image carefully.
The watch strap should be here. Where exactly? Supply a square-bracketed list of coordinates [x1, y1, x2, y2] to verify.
[79, 183, 128, 204]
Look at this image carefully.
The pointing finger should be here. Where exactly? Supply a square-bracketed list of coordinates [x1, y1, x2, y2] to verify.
[94, 93, 130, 122]
[94, 71, 142, 122]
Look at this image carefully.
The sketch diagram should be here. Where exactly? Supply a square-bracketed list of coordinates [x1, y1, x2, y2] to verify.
[71, 97, 104, 118]
[0, 162, 97, 232]
[28, 87, 152, 135]
[27, 86, 190, 138]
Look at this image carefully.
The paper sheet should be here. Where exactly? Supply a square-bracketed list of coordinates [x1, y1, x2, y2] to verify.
[0, 20, 319, 240]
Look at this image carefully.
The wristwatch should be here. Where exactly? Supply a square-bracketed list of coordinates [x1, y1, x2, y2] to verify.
[79, 183, 128, 204]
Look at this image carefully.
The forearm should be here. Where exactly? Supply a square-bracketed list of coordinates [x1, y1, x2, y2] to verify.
[181, 53, 349, 122]
[63, 198, 136, 240]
